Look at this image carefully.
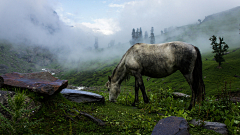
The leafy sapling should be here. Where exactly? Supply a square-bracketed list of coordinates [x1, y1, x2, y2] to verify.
[209, 35, 229, 68]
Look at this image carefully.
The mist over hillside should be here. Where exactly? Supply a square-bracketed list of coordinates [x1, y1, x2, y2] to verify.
[0, 0, 239, 71]
[155, 6, 240, 52]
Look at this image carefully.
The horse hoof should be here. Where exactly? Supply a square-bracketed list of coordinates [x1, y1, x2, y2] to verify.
[187, 106, 192, 110]
[144, 99, 149, 103]
[110, 100, 116, 103]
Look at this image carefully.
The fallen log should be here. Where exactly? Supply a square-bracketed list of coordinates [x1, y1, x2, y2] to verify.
[66, 108, 105, 126]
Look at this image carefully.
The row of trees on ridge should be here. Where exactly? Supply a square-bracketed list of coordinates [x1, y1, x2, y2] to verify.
[129, 27, 155, 46]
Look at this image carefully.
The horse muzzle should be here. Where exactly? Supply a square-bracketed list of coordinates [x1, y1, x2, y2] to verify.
[109, 99, 116, 102]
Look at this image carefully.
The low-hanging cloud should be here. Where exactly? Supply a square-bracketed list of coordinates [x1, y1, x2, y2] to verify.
[0, 0, 239, 69]
[0, 0, 114, 65]
[115, 0, 240, 43]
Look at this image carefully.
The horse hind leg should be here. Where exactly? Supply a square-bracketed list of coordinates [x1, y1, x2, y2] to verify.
[182, 73, 196, 110]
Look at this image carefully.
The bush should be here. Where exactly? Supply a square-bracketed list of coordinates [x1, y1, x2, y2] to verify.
[0, 90, 43, 134]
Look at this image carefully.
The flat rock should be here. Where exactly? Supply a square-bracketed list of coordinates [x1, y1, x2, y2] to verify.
[172, 92, 191, 98]
[230, 97, 240, 103]
[152, 116, 190, 135]
[61, 89, 105, 103]
[0, 72, 68, 95]
[190, 119, 228, 135]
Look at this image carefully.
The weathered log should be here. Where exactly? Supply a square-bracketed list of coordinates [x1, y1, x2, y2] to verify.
[78, 111, 105, 126]
[69, 108, 105, 126]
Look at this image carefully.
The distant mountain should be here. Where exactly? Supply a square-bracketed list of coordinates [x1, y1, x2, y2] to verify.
[156, 6, 240, 50]
[202, 6, 240, 23]
[29, 10, 60, 34]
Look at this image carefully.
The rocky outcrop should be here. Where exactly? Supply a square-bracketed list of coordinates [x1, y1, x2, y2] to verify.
[190, 119, 228, 135]
[152, 116, 190, 135]
[172, 92, 191, 98]
[234, 74, 240, 78]
[60, 89, 105, 103]
[152, 116, 229, 135]
[0, 72, 68, 95]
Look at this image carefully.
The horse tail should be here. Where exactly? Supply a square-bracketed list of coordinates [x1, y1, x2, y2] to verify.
[192, 46, 205, 105]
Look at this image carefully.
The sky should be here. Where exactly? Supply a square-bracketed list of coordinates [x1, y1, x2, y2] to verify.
[53, 0, 240, 36]
[54, 0, 132, 35]
[0, 0, 239, 66]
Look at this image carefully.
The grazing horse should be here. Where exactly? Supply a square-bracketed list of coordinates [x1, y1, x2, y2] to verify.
[105, 41, 205, 110]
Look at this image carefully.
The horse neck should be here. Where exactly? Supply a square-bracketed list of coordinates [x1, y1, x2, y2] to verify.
[112, 60, 127, 85]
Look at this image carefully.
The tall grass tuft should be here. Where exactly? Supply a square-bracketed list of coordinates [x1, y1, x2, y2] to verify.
[0, 90, 43, 134]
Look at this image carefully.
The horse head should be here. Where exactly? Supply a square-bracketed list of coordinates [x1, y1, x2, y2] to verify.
[106, 76, 120, 102]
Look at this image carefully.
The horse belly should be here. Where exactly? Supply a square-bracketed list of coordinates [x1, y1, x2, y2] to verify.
[141, 65, 178, 78]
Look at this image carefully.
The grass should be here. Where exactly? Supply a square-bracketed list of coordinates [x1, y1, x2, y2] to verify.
[0, 89, 42, 134]
[1, 84, 239, 134]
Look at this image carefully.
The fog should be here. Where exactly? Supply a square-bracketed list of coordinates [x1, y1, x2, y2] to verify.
[0, 0, 239, 68]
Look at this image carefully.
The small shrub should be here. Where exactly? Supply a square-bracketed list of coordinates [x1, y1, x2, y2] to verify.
[0, 90, 43, 134]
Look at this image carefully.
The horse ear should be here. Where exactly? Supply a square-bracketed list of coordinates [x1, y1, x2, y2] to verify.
[108, 76, 111, 82]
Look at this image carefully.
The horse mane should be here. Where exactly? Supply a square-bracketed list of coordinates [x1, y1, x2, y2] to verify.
[111, 46, 134, 82]
[111, 56, 131, 82]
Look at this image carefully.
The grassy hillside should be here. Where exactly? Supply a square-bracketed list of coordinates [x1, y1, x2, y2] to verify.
[60, 46, 240, 97]
[0, 40, 62, 75]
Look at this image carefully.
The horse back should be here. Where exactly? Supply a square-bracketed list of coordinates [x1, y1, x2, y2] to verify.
[124, 42, 197, 77]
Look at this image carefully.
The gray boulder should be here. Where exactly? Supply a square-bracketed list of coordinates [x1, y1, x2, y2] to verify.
[172, 92, 191, 98]
[189, 119, 228, 135]
[60, 89, 105, 103]
[152, 116, 190, 135]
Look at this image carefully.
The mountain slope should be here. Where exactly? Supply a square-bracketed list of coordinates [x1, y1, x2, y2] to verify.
[0, 40, 61, 74]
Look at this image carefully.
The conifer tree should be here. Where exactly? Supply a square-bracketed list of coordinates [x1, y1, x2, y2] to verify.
[94, 37, 98, 49]
[150, 27, 155, 44]
[130, 28, 136, 46]
[144, 31, 148, 41]
[136, 28, 139, 41]
[132, 28, 135, 39]
[139, 27, 143, 42]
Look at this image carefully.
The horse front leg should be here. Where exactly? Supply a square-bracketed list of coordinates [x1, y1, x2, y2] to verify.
[136, 74, 149, 103]
[132, 77, 139, 106]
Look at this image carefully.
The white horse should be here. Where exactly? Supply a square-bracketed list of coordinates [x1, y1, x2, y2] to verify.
[106, 41, 205, 110]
